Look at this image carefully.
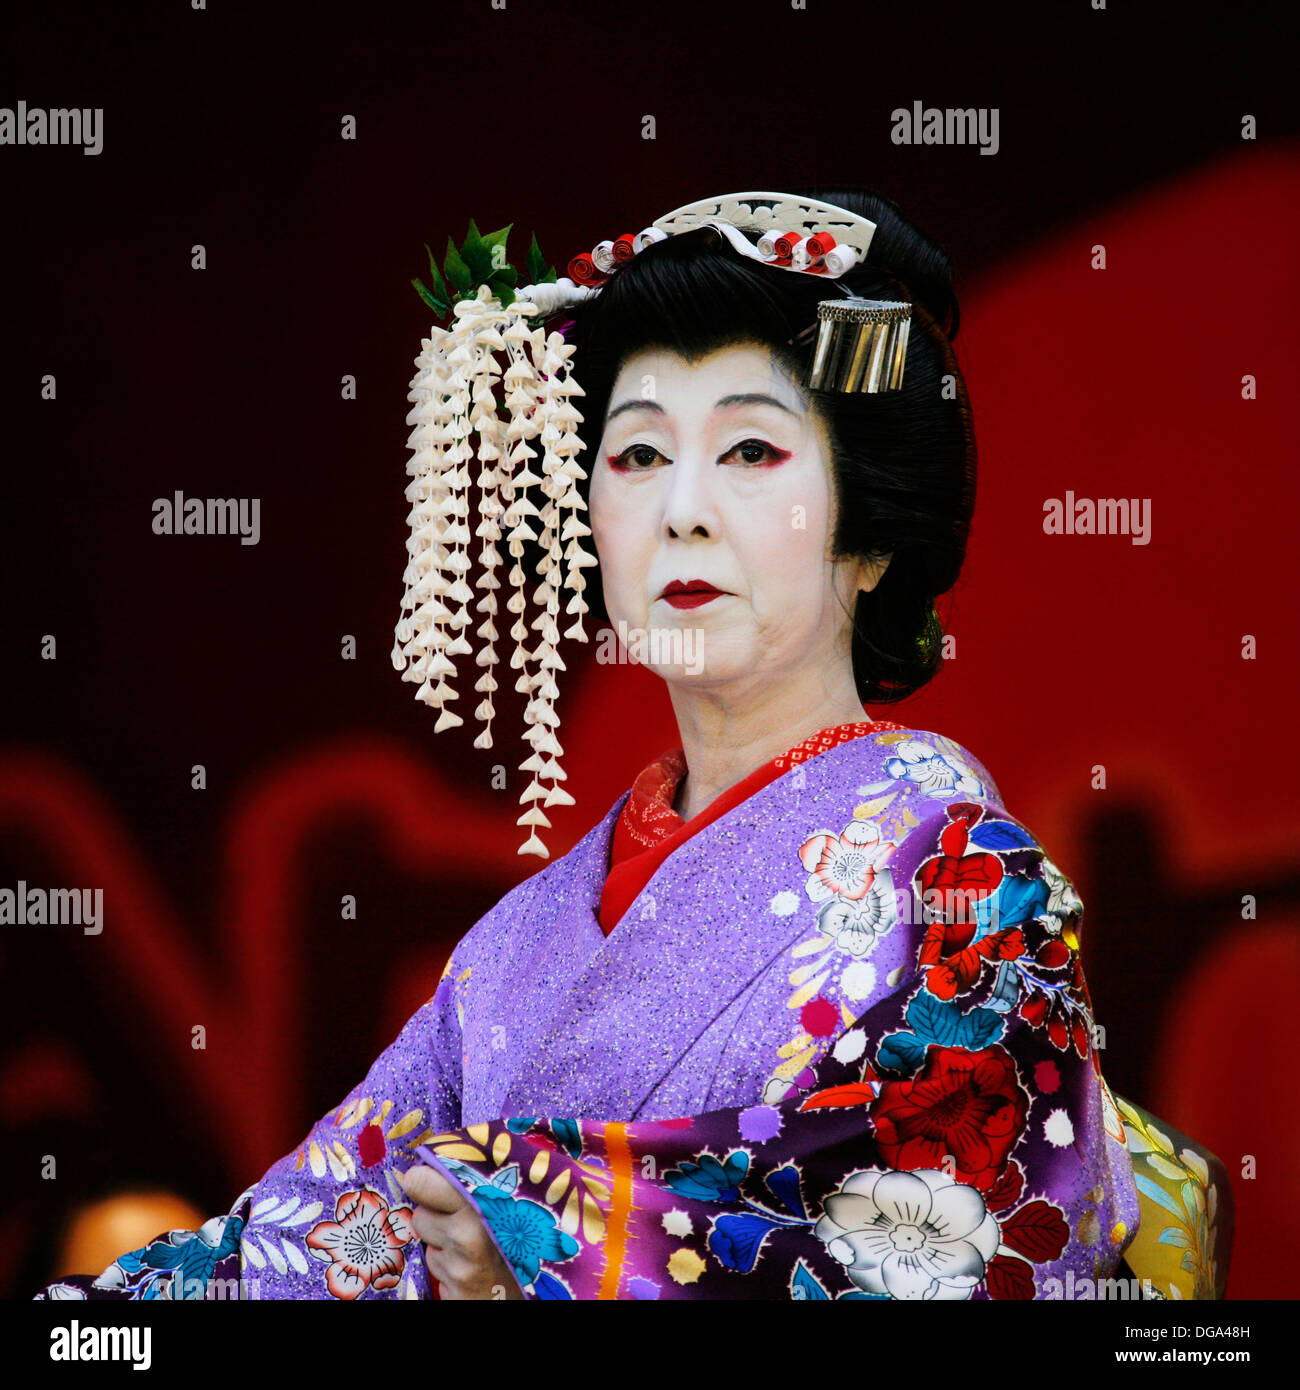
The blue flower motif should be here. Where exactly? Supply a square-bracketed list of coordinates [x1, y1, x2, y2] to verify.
[708, 1212, 785, 1273]
[662, 1150, 750, 1203]
[109, 1215, 244, 1300]
[792, 1259, 830, 1300]
[532, 1270, 574, 1300]
[473, 1187, 580, 1287]
[550, 1117, 583, 1159]
[883, 741, 984, 799]
[972, 872, 1048, 941]
[764, 1165, 807, 1219]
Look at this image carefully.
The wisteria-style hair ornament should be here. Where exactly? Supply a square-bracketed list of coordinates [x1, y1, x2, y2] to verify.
[393, 194, 912, 858]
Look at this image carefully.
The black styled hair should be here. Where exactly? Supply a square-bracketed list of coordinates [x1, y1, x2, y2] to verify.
[557, 186, 977, 705]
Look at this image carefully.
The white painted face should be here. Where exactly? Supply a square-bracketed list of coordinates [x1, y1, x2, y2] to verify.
[587, 342, 886, 691]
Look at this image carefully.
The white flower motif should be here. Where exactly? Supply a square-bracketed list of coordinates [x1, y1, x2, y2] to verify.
[841, 960, 878, 1002]
[90, 1263, 127, 1291]
[815, 1168, 1001, 1300]
[815, 871, 897, 957]
[770, 890, 800, 917]
[800, 818, 897, 904]
[1038, 856, 1083, 932]
[832, 1029, 868, 1063]
[884, 741, 984, 799]
[1044, 1109, 1074, 1147]
[662, 1209, 693, 1238]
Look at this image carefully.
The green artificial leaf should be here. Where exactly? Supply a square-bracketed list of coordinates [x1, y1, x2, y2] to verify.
[482, 222, 513, 272]
[526, 231, 547, 285]
[411, 276, 449, 317]
[487, 268, 518, 310]
[521, 230, 560, 285]
[421, 242, 449, 304]
[460, 219, 494, 285]
[443, 237, 473, 296]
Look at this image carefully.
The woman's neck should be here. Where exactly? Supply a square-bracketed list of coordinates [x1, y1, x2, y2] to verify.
[667, 677, 872, 823]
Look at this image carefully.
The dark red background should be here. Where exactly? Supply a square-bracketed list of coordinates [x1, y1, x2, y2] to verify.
[1, 0, 1295, 1299]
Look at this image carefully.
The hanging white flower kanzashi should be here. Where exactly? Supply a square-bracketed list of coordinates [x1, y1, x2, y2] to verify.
[392, 224, 597, 859]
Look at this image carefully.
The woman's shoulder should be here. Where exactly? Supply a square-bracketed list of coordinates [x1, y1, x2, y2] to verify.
[840, 725, 1077, 907]
[832, 721, 1006, 809]
[440, 789, 627, 968]
[800, 722, 1072, 886]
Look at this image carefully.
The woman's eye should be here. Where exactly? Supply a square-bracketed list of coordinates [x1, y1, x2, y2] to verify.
[724, 439, 790, 466]
[609, 444, 665, 470]
[608, 439, 790, 470]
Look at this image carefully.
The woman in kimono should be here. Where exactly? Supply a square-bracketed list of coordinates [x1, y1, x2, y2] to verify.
[36, 188, 1231, 1302]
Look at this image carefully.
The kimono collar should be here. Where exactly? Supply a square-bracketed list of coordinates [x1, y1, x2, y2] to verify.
[600, 718, 906, 937]
[613, 718, 905, 863]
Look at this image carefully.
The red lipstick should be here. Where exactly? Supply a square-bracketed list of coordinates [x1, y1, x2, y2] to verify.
[660, 579, 729, 609]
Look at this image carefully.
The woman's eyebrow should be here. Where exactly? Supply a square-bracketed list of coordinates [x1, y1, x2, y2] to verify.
[605, 392, 798, 424]
[605, 398, 664, 424]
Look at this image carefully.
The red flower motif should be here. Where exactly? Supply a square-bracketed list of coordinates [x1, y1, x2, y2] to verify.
[922, 925, 1025, 1001]
[984, 1158, 1026, 1213]
[305, 1189, 416, 1300]
[801, 996, 840, 1038]
[1034, 1059, 1061, 1094]
[913, 810, 1023, 1000]
[999, 1199, 1070, 1262]
[915, 854, 1003, 948]
[1020, 994, 1048, 1027]
[799, 1083, 878, 1112]
[1036, 940, 1071, 969]
[980, 1176, 1069, 1299]
[1025, 991, 1092, 1058]
[984, 1252, 1036, 1299]
[869, 1045, 1030, 1192]
[357, 1123, 386, 1167]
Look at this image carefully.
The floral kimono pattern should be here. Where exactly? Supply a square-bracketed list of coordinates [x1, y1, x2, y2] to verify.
[37, 728, 1148, 1301]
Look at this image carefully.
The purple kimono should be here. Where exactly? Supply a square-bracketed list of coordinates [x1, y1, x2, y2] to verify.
[38, 727, 1139, 1301]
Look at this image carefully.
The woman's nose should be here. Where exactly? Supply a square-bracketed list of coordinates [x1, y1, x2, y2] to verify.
[661, 451, 721, 540]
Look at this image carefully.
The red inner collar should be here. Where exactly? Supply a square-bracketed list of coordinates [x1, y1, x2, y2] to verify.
[598, 717, 905, 935]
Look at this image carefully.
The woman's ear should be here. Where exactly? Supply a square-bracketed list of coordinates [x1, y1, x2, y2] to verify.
[857, 551, 893, 594]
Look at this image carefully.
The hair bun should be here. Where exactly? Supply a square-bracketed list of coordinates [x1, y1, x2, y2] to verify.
[791, 186, 961, 341]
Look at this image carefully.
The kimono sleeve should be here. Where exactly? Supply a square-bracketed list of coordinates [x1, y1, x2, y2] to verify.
[414, 798, 1142, 1301]
[35, 957, 467, 1302]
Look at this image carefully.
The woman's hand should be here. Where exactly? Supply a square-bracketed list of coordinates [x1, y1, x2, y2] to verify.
[398, 1165, 525, 1301]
